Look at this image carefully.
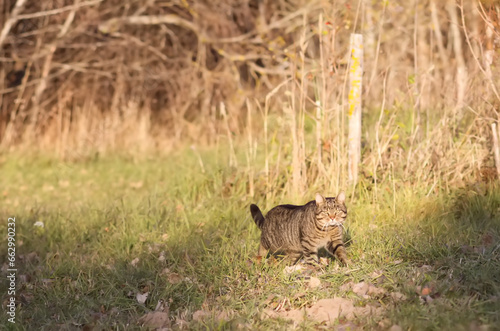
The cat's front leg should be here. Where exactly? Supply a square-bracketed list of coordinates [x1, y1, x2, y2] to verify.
[326, 240, 348, 266]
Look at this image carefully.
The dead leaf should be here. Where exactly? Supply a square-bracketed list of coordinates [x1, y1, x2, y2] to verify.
[138, 311, 170, 329]
[130, 258, 140, 267]
[421, 286, 432, 296]
[167, 273, 182, 284]
[192, 310, 208, 321]
[158, 251, 166, 263]
[136, 292, 148, 304]
[389, 325, 403, 331]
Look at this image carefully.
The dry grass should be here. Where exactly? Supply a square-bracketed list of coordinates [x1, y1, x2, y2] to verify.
[0, 1, 499, 161]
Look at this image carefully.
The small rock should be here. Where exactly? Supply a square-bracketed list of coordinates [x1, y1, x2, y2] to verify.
[367, 284, 386, 297]
[389, 325, 403, 331]
[192, 310, 208, 321]
[340, 281, 353, 292]
[138, 311, 170, 329]
[308, 276, 321, 288]
[352, 282, 369, 296]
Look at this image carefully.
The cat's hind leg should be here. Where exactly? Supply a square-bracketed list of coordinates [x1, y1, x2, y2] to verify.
[300, 240, 320, 266]
[287, 251, 302, 265]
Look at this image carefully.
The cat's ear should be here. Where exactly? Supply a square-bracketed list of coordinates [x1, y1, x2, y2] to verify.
[336, 191, 346, 203]
[315, 193, 326, 206]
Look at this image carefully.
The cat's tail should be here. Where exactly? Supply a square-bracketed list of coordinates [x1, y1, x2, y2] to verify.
[250, 204, 265, 229]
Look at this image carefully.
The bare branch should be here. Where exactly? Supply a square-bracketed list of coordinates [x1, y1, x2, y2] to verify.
[16, 0, 102, 20]
[98, 15, 199, 35]
[0, 0, 27, 49]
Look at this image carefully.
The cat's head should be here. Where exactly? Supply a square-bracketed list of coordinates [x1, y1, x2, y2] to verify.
[314, 192, 347, 229]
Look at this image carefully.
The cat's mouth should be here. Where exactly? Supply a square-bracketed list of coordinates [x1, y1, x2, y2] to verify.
[322, 219, 345, 231]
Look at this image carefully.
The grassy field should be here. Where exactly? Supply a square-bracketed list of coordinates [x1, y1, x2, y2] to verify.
[0, 146, 499, 330]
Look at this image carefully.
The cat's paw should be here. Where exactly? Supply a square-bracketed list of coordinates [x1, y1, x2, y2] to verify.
[340, 259, 352, 268]
[338, 258, 350, 268]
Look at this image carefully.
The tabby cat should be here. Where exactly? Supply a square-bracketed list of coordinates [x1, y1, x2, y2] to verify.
[250, 192, 348, 266]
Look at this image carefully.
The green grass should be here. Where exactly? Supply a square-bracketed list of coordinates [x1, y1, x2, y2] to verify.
[0, 148, 499, 330]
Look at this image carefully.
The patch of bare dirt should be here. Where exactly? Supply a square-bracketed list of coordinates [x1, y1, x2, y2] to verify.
[262, 297, 382, 326]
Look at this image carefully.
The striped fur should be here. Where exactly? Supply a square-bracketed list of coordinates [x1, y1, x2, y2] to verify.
[250, 192, 348, 265]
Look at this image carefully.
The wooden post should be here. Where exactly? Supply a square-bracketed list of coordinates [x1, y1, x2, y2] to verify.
[348, 34, 363, 186]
